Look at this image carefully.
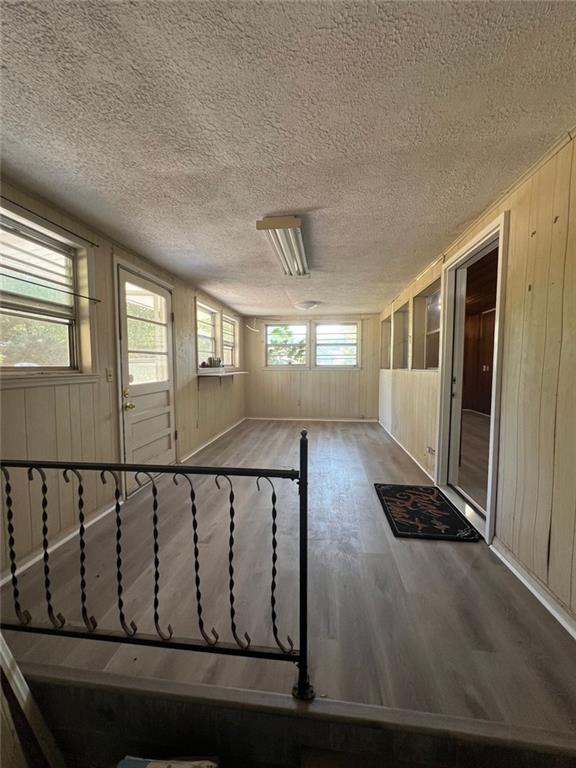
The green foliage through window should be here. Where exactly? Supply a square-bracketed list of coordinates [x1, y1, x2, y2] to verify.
[266, 325, 307, 366]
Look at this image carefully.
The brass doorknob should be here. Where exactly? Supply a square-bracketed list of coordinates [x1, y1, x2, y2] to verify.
[124, 402, 136, 410]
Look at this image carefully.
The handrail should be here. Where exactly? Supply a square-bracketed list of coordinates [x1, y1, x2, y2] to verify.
[0, 459, 299, 480]
[0, 431, 314, 700]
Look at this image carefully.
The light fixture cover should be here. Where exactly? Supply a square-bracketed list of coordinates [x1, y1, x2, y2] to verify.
[294, 301, 319, 310]
[256, 215, 309, 277]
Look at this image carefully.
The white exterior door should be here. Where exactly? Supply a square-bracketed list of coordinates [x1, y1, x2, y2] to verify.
[118, 267, 176, 484]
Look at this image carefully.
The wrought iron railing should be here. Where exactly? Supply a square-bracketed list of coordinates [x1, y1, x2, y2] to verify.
[0, 430, 314, 700]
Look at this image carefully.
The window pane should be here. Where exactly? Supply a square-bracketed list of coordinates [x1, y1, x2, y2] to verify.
[0, 310, 71, 367]
[197, 307, 215, 327]
[266, 324, 307, 366]
[0, 219, 74, 313]
[127, 317, 167, 353]
[125, 282, 167, 323]
[425, 330, 440, 369]
[426, 291, 441, 333]
[315, 324, 358, 366]
[128, 352, 168, 384]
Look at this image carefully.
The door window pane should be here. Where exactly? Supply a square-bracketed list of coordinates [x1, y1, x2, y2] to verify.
[127, 317, 168, 353]
[125, 281, 167, 323]
[128, 352, 168, 384]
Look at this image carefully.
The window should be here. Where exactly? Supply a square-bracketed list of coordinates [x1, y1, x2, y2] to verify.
[315, 323, 358, 367]
[380, 316, 391, 369]
[222, 315, 237, 367]
[424, 289, 441, 369]
[412, 279, 441, 369]
[124, 280, 169, 384]
[392, 303, 409, 369]
[197, 303, 217, 365]
[266, 324, 307, 366]
[0, 214, 78, 369]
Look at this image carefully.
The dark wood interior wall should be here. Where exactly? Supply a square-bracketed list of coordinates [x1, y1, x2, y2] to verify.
[462, 249, 498, 414]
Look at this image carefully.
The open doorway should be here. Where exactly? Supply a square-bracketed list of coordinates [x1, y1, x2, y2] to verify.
[437, 214, 508, 543]
[451, 247, 498, 511]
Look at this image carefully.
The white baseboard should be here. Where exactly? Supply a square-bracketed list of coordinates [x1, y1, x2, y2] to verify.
[178, 418, 246, 462]
[245, 417, 378, 423]
[491, 537, 576, 642]
[378, 420, 435, 481]
[0, 500, 116, 587]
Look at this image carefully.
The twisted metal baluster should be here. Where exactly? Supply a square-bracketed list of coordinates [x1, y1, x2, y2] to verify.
[136, 472, 173, 641]
[1, 467, 31, 625]
[257, 476, 294, 654]
[63, 469, 97, 632]
[173, 473, 218, 645]
[215, 475, 251, 650]
[27, 467, 65, 628]
[101, 470, 137, 636]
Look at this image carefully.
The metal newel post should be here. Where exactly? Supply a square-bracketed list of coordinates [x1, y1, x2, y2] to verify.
[293, 429, 315, 700]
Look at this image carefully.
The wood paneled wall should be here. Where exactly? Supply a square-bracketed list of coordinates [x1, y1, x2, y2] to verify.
[0, 182, 245, 569]
[379, 133, 576, 618]
[379, 370, 438, 477]
[245, 316, 380, 420]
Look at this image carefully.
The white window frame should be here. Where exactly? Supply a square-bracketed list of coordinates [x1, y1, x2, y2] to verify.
[313, 321, 361, 369]
[222, 314, 239, 369]
[0, 200, 97, 385]
[196, 301, 219, 367]
[263, 319, 363, 370]
[265, 322, 310, 368]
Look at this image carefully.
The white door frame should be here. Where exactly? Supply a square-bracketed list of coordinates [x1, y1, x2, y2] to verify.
[435, 212, 509, 543]
[113, 256, 177, 477]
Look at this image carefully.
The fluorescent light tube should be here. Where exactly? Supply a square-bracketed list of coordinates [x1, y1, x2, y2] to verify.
[256, 215, 310, 277]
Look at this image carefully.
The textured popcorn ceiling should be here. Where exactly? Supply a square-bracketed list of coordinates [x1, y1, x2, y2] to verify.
[1, 1, 575, 316]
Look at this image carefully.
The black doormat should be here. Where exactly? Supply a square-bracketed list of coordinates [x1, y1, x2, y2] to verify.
[374, 484, 481, 541]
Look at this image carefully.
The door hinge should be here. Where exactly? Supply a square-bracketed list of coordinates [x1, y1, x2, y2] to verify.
[174, 429, 178, 441]
[171, 311, 175, 323]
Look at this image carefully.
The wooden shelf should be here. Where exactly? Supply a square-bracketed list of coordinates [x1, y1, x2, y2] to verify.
[197, 370, 248, 378]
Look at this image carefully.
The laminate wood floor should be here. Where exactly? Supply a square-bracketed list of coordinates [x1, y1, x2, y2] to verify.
[457, 410, 491, 510]
[3, 420, 576, 732]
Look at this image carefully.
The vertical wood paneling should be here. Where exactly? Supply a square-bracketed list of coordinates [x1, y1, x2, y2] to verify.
[548, 140, 576, 609]
[0, 389, 31, 570]
[381, 136, 576, 619]
[246, 316, 380, 420]
[513, 151, 557, 571]
[495, 181, 532, 550]
[379, 370, 439, 477]
[533, 144, 573, 580]
[0, 185, 246, 569]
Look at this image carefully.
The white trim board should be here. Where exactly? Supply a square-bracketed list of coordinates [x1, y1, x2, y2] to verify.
[179, 418, 247, 463]
[490, 538, 576, 642]
[0, 501, 116, 587]
[246, 417, 378, 423]
[436, 212, 509, 545]
[378, 420, 435, 481]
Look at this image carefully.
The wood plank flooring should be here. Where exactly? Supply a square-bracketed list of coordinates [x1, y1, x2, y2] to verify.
[457, 410, 490, 510]
[2, 420, 576, 732]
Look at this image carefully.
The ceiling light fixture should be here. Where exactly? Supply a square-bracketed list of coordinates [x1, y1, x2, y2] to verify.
[294, 301, 319, 310]
[256, 215, 309, 277]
